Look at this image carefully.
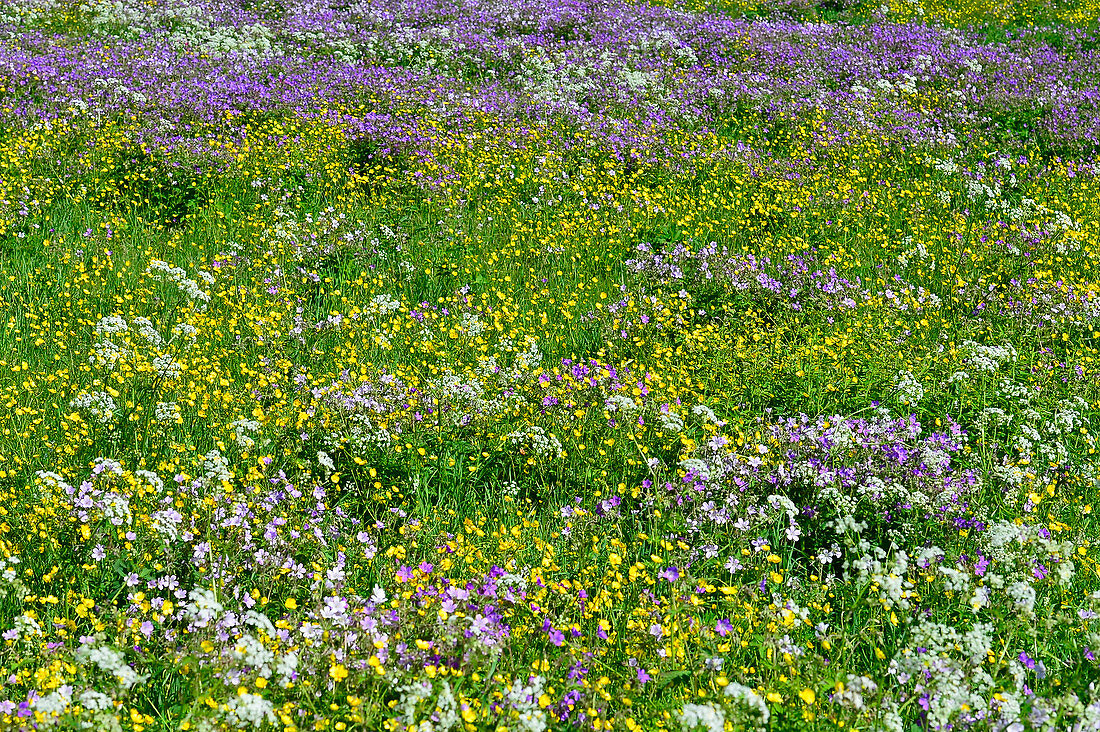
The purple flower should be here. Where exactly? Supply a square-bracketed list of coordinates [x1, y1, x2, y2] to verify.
[715, 619, 733, 637]
[658, 566, 679, 583]
[637, 668, 651, 685]
[396, 565, 414, 583]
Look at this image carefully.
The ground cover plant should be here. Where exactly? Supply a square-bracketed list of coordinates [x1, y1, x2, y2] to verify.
[1, 0, 1100, 729]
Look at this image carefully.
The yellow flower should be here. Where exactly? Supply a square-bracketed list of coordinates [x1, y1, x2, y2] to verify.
[799, 688, 816, 705]
[329, 664, 348, 682]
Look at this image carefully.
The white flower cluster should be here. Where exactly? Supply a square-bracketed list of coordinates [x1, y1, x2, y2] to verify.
[679, 677, 769, 729]
[893, 369, 924, 405]
[724, 682, 770, 729]
[150, 507, 183, 542]
[151, 352, 182, 379]
[507, 425, 564, 460]
[4, 613, 42, 642]
[605, 394, 638, 413]
[0, 554, 24, 601]
[70, 390, 118, 425]
[83, 0, 281, 59]
[679, 702, 725, 732]
[431, 368, 494, 425]
[130, 316, 163, 347]
[324, 412, 393, 454]
[224, 692, 276, 728]
[369, 293, 403, 316]
[659, 410, 685, 432]
[146, 259, 211, 303]
[503, 675, 548, 732]
[99, 491, 132, 526]
[961, 340, 1017, 373]
[459, 310, 486, 336]
[230, 418, 261, 449]
[393, 679, 461, 732]
[87, 313, 190, 390]
[983, 519, 1075, 587]
[983, 376, 1090, 471]
[76, 641, 148, 689]
[184, 587, 224, 629]
[33, 685, 72, 717]
[77, 689, 114, 712]
[202, 449, 233, 483]
[95, 314, 128, 335]
[831, 675, 878, 712]
[691, 403, 724, 426]
[155, 401, 181, 424]
[849, 548, 916, 611]
[888, 620, 1001, 730]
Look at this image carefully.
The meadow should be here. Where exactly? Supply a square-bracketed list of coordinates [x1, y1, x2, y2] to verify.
[1, 0, 1099, 729]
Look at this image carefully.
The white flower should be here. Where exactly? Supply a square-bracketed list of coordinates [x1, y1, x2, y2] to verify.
[1007, 581, 1036, 614]
[224, 692, 275, 728]
[691, 403, 720, 424]
[962, 340, 1017, 373]
[151, 353, 181, 379]
[76, 642, 147, 689]
[155, 401, 181, 424]
[151, 508, 182, 541]
[78, 689, 114, 712]
[680, 702, 726, 732]
[185, 588, 223, 628]
[659, 411, 685, 432]
[724, 682, 770, 727]
[232, 634, 275, 678]
[94, 315, 128, 335]
[894, 370, 924, 405]
[146, 259, 210, 303]
[605, 394, 637, 413]
[202, 449, 232, 482]
[70, 391, 118, 425]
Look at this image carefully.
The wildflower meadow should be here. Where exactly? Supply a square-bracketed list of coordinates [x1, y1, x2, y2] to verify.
[1, 0, 1100, 729]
